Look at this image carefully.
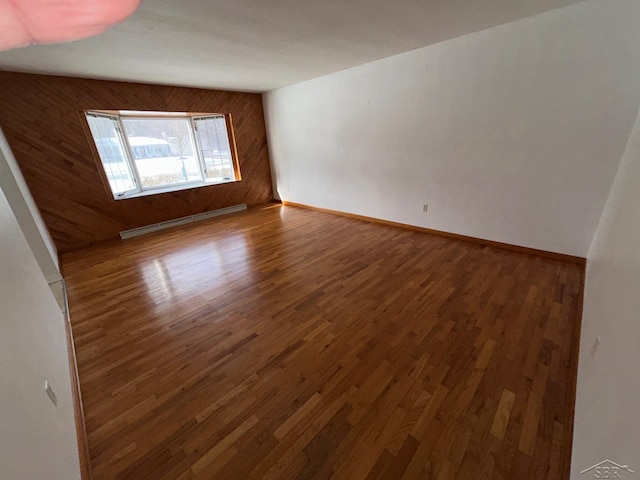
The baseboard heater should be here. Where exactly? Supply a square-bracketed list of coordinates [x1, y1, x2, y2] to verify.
[119, 203, 247, 239]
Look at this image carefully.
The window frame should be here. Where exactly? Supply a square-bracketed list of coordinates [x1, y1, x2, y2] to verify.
[191, 114, 240, 183]
[84, 110, 241, 200]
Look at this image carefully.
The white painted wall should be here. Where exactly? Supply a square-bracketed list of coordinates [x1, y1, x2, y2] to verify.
[0, 129, 60, 282]
[0, 186, 80, 479]
[264, 0, 640, 257]
[571, 108, 640, 476]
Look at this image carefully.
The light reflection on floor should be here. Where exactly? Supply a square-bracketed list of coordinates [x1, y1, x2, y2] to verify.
[140, 232, 252, 309]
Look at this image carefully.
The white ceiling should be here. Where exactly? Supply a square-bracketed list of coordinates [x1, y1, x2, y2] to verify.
[0, 0, 585, 92]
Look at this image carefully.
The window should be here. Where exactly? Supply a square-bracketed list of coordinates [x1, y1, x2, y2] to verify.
[85, 111, 240, 199]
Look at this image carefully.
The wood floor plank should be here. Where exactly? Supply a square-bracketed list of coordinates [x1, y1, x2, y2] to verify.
[62, 204, 583, 479]
[491, 389, 516, 440]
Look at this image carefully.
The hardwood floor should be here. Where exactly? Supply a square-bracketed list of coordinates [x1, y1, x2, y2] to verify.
[62, 204, 583, 479]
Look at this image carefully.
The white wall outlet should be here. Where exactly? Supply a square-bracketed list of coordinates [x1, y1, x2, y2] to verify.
[422, 204, 429, 213]
[44, 381, 58, 406]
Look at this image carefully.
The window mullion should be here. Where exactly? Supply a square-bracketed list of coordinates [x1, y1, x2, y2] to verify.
[116, 116, 142, 192]
[190, 117, 207, 180]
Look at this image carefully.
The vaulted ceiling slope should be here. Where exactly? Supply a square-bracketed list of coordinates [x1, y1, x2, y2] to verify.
[0, 0, 585, 92]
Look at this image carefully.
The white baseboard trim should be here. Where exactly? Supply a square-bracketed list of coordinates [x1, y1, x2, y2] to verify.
[119, 203, 247, 239]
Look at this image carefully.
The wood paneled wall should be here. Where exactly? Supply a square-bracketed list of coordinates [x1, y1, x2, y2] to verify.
[0, 72, 273, 252]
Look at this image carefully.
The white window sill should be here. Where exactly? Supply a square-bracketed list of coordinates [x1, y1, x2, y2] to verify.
[115, 178, 239, 200]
